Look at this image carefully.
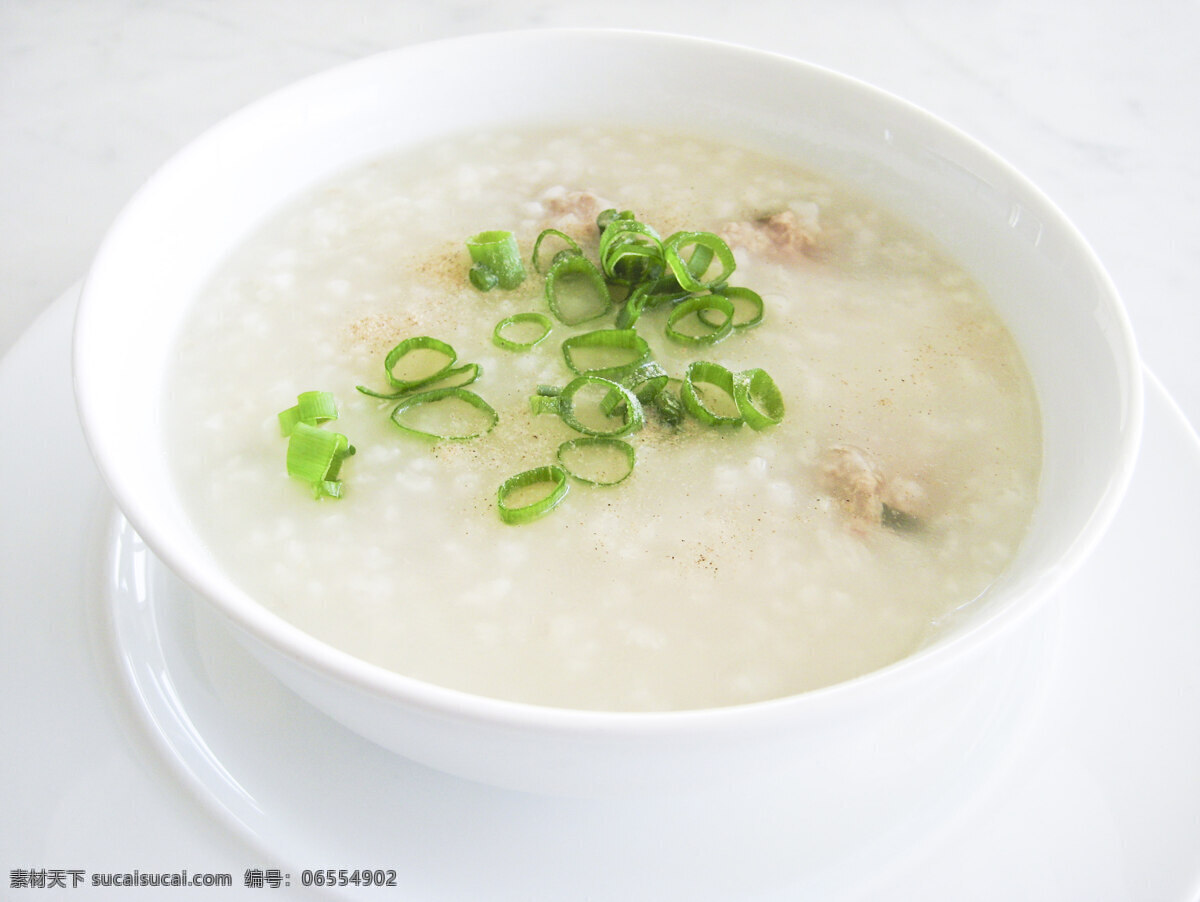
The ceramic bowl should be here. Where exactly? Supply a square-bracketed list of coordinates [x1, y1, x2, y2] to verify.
[73, 30, 1142, 797]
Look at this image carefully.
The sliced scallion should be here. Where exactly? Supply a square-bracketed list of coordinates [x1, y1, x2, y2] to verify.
[278, 390, 339, 435]
[389, 388, 499, 441]
[703, 286, 765, 331]
[599, 219, 664, 285]
[614, 283, 651, 329]
[285, 422, 355, 499]
[493, 312, 552, 351]
[557, 437, 636, 486]
[681, 361, 743, 427]
[383, 336, 457, 391]
[551, 374, 644, 437]
[664, 294, 736, 346]
[599, 360, 669, 416]
[733, 367, 785, 429]
[466, 230, 526, 290]
[561, 328, 651, 380]
[497, 465, 569, 525]
[544, 254, 612, 326]
[532, 228, 583, 275]
[652, 382, 687, 426]
[663, 231, 736, 292]
[358, 360, 483, 400]
[596, 208, 636, 232]
[469, 264, 499, 292]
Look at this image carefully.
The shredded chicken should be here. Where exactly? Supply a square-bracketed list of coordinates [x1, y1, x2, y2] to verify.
[719, 205, 822, 261]
[820, 444, 926, 533]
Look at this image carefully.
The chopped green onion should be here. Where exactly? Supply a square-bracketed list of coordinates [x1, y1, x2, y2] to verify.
[278, 390, 339, 435]
[544, 254, 612, 326]
[664, 294, 736, 346]
[545, 374, 645, 437]
[497, 465, 569, 524]
[599, 219, 664, 285]
[357, 361, 482, 400]
[703, 286, 765, 330]
[683, 241, 715, 282]
[532, 229, 583, 275]
[663, 231, 736, 292]
[467, 230, 525, 290]
[390, 388, 499, 441]
[557, 437, 636, 486]
[681, 361, 743, 427]
[599, 360, 669, 415]
[652, 382, 687, 426]
[529, 394, 561, 415]
[561, 329, 651, 380]
[469, 264, 499, 292]
[614, 283, 651, 329]
[493, 312, 552, 351]
[285, 422, 355, 499]
[597, 208, 636, 232]
[427, 361, 484, 391]
[382, 336, 458, 391]
[733, 367, 785, 430]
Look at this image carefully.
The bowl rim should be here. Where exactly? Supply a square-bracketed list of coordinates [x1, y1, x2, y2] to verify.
[73, 27, 1145, 734]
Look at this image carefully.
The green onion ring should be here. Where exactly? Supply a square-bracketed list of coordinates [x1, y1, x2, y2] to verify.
[603, 240, 665, 286]
[597, 208, 636, 232]
[357, 361, 481, 400]
[599, 220, 664, 285]
[557, 437, 636, 486]
[561, 328, 651, 380]
[389, 387, 499, 441]
[557, 374, 645, 437]
[683, 241, 715, 281]
[544, 254, 612, 326]
[493, 312, 553, 351]
[529, 394, 560, 415]
[429, 362, 484, 391]
[467, 229, 526, 290]
[734, 367, 786, 429]
[663, 231, 736, 292]
[614, 283, 652, 329]
[701, 286, 765, 330]
[653, 382, 687, 426]
[664, 294, 736, 347]
[532, 228, 583, 275]
[285, 422, 355, 498]
[497, 465, 570, 525]
[681, 361, 743, 427]
[468, 264, 499, 292]
[381, 336, 457, 391]
[599, 360, 669, 415]
[278, 390, 338, 435]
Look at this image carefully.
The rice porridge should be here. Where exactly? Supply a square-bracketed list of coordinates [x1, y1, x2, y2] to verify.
[166, 126, 1042, 711]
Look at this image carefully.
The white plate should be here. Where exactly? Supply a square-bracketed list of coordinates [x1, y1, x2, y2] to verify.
[3, 285, 1199, 900]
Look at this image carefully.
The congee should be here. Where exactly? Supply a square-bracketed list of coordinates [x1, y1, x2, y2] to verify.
[166, 126, 1041, 711]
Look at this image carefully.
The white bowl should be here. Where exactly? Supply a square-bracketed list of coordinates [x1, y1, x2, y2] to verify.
[73, 30, 1142, 798]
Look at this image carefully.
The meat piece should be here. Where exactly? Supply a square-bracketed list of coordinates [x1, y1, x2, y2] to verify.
[720, 205, 821, 261]
[538, 187, 612, 231]
[821, 444, 926, 533]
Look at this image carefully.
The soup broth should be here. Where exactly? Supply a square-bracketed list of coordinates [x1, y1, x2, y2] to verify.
[166, 126, 1041, 711]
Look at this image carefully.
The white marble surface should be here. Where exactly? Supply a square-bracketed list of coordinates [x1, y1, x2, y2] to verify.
[3, 0, 1198, 429]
